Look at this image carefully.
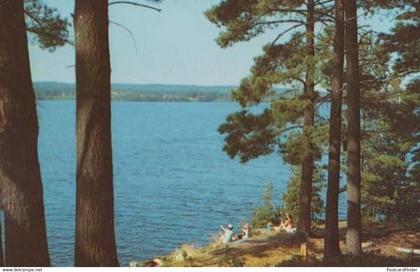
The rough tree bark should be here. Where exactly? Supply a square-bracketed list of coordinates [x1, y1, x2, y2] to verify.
[324, 0, 345, 258]
[74, 0, 119, 266]
[0, 214, 3, 267]
[297, 0, 316, 237]
[344, 0, 363, 256]
[0, 0, 50, 266]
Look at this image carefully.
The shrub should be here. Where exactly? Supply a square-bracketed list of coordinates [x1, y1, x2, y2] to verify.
[251, 182, 282, 228]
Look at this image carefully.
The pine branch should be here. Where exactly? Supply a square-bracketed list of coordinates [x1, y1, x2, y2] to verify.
[314, 5, 335, 22]
[314, 0, 334, 7]
[109, 20, 138, 53]
[24, 9, 74, 46]
[360, 70, 420, 84]
[269, 23, 305, 48]
[316, 113, 328, 121]
[274, 8, 307, 15]
[280, 125, 304, 134]
[251, 19, 306, 29]
[292, 77, 307, 88]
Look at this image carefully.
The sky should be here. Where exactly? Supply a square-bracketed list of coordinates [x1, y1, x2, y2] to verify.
[28, 0, 393, 86]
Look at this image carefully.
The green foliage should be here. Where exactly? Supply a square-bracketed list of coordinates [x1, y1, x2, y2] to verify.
[205, 0, 306, 48]
[280, 171, 300, 221]
[24, 0, 71, 51]
[210, 2, 331, 168]
[251, 183, 282, 228]
[217, 38, 328, 167]
[380, 1, 419, 75]
[271, 97, 308, 128]
[360, 100, 411, 222]
[280, 167, 325, 222]
[231, 34, 308, 107]
[218, 109, 277, 163]
[280, 127, 325, 166]
[251, 170, 325, 229]
[358, 28, 420, 223]
[381, 1, 420, 218]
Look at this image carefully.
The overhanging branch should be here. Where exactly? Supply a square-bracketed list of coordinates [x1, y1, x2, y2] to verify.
[24, 9, 74, 46]
[110, 20, 138, 53]
[269, 22, 305, 48]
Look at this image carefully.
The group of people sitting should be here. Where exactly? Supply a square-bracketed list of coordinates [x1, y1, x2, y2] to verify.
[219, 223, 251, 244]
[271, 213, 296, 233]
[219, 213, 296, 244]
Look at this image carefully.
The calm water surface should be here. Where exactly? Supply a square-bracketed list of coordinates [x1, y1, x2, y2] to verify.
[37, 101, 345, 266]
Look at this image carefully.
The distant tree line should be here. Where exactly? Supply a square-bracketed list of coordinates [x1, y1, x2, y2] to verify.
[34, 89, 232, 102]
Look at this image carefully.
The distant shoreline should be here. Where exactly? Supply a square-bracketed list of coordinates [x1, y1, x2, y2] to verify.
[37, 98, 234, 102]
[35, 93, 233, 102]
[34, 81, 234, 102]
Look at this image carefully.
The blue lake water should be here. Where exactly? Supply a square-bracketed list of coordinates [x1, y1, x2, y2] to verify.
[37, 101, 345, 266]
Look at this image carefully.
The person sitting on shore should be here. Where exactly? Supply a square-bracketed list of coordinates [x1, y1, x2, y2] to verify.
[281, 213, 296, 233]
[241, 223, 251, 239]
[219, 224, 234, 244]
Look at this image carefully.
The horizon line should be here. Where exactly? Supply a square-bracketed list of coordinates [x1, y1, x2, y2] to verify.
[33, 80, 239, 88]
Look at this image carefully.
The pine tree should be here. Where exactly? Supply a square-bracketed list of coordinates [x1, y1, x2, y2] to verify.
[298, 0, 316, 236]
[324, 0, 344, 258]
[344, 0, 363, 256]
[0, 0, 50, 266]
[74, 0, 119, 266]
[206, 0, 332, 237]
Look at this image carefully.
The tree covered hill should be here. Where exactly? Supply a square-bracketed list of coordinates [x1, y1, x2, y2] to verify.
[33, 81, 235, 102]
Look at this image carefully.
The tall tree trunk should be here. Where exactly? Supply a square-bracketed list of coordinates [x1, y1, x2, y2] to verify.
[0, 0, 50, 266]
[0, 214, 3, 267]
[297, 0, 315, 236]
[344, 0, 362, 256]
[74, 0, 119, 266]
[324, 0, 345, 258]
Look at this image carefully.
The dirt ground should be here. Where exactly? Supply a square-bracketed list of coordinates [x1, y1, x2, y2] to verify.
[159, 221, 420, 267]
